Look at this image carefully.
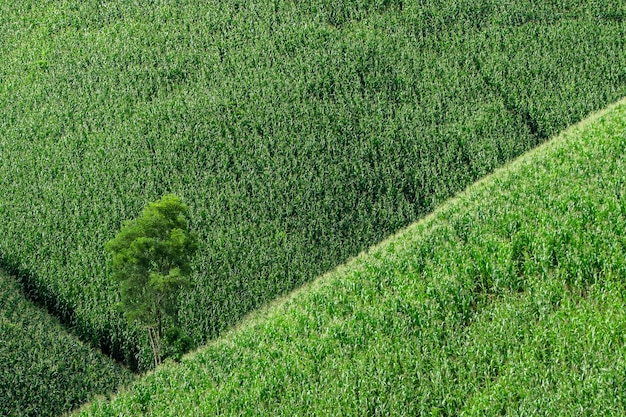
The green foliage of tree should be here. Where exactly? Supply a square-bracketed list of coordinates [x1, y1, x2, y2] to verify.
[105, 194, 198, 367]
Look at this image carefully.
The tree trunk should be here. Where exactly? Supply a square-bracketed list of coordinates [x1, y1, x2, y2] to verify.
[157, 308, 163, 342]
[147, 327, 162, 367]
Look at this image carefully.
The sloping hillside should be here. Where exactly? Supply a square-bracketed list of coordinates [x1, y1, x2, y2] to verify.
[0, 270, 132, 417]
[74, 99, 626, 416]
[1, 0, 625, 371]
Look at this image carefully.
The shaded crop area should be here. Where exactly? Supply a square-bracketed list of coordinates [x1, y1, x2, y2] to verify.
[0, 0, 625, 370]
[0, 270, 133, 417]
[74, 99, 626, 416]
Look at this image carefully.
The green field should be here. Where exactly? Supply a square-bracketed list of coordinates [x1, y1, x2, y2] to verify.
[1, 0, 624, 371]
[0, 270, 133, 417]
[74, 98, 626, 416]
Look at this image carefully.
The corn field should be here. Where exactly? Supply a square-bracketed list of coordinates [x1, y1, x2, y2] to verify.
[0, 0, 625, 372]
[0, 271, 133, 417]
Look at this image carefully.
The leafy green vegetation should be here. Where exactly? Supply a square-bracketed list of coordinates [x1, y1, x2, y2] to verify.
[0, 270, 133, 417]
[1, 0, 625, 370]
[106, 194, 198, 366]
[74, 99, 626, 416]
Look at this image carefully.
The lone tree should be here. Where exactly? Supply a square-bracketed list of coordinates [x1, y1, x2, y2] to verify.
[105, 194, 198, 367]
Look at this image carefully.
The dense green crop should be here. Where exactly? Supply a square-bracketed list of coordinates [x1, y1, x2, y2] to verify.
[0, 270, 133, 417]
[0, 0, 625, 370]
[74, 98, 626, 416]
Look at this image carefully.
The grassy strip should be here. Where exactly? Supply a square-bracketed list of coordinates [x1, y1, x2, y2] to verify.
[1, 0, 625, 370]
[74, 99, 626, 415]
[0, 270, 133, 417]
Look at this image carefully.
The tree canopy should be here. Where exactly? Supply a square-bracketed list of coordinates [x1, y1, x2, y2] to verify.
[105, 194, 198, 366]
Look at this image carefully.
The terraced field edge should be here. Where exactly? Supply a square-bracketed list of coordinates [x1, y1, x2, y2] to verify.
[74, 98, 626, 415]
